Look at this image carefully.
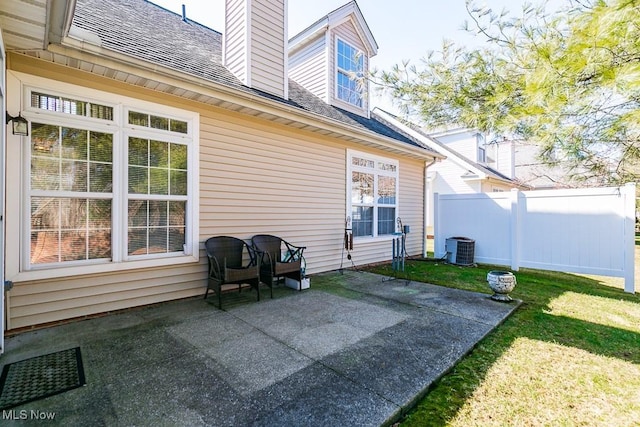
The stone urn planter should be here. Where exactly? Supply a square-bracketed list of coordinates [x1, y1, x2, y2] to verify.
[487, 271, 516, 302]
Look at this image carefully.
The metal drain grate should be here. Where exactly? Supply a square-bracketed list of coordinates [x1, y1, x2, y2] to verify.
[0, 347, 86, 410]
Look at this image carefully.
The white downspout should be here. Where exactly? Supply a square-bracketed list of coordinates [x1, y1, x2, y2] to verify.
[423, 157, 439, 257]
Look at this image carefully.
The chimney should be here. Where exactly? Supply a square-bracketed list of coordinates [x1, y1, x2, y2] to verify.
[223, 0, 288, 100]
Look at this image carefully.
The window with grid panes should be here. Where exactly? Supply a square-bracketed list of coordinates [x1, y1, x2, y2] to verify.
[26, 90, 196, 269]
[348, 150, 398, 237]
[336, 39, 364, 108]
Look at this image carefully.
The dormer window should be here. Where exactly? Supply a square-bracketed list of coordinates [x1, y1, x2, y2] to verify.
[478, 145, 486, 163]
[336, 39, 364, 108]
[477, 134, 487, 163]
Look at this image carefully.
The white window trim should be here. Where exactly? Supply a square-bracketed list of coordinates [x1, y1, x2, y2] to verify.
[334, 36, 365, 110]
[478, 145, 486, 163]
[346, 149, 399, 240]
[7, 72, 200, 282]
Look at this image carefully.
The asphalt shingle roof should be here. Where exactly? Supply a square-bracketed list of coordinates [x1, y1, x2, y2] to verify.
[373, 109, 520, 183]
[72, 0, 431, 151]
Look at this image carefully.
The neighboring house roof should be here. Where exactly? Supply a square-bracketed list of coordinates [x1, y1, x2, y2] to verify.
[67, 0, 429, 153]
[427, 126, 481, 139]
[372, 108, 524, 186]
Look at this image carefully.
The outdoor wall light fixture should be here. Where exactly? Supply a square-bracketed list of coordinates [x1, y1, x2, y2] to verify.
[6, 112, 29, 136]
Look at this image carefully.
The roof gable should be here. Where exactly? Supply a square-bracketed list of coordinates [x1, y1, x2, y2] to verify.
[289, 1, 378, 56]
[50, 0, 438, 158]
[372, 108, 517, 183]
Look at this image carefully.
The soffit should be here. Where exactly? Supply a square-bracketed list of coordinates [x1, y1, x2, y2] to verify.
[0, 0, 47, 51]
[2, 0, 436, 161]
[11, 49, 433, 160]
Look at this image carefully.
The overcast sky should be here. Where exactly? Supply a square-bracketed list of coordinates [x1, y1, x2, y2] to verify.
[150, 0, 565, 111]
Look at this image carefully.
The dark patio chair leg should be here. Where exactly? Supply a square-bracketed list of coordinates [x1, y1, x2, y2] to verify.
[204, 281, 223, 310]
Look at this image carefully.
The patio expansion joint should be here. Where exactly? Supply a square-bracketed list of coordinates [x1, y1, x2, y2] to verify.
[1, 274, 522, 426]
[223, 307, 406, 411]
[413, 301, 519, 327]
[341, 275, 522, 327]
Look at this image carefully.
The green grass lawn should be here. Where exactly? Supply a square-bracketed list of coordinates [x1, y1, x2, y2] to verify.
[364, 259, 640, 426]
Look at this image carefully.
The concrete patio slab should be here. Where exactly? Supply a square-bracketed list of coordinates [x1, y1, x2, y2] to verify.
[0, 270, 519, 426]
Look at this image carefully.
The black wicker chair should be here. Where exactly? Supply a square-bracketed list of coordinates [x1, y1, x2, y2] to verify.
[251, 234, 306, 291]
[204, 236, 265, 308]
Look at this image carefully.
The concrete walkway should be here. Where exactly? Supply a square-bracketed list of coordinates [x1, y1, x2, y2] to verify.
[0, 271, 519, 426]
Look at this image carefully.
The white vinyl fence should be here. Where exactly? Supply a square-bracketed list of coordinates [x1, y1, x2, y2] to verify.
[434, 183, 636, 293]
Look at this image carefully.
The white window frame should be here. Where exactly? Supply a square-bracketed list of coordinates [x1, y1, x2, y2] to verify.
[347, 149, 399, 239]
[11, 73, 199, 281]
[335, 37, 364, 108]
[478, 145, 486, 163]
[477, 133, 487, 163]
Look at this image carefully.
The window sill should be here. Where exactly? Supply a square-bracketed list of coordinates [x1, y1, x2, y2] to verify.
[331, 98, 368, 118]
[353, 235, 398, 243]
[9, 254, 200, 283]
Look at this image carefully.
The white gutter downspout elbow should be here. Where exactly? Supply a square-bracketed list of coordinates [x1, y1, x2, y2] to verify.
[423, 157, 439, 258]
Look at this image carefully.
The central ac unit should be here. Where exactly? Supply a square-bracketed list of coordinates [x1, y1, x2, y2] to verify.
[445, 237, 475, 266]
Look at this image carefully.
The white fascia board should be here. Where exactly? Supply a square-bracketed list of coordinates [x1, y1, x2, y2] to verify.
[327, 3, 378, 56]
[49, 40, 433, 160]
[461, 173, 481, 180]
[288, 3, 377, 57]
[428, 127, 480, 139]
[288, 19, 328, 52]
[371, 109, 443, 160]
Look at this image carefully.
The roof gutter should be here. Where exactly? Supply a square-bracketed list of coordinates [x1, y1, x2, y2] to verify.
[46, 0, 77, 46]
[485, 175, 530, 190]
[45, 40, 435, 160]
[288, 21, 328, 52]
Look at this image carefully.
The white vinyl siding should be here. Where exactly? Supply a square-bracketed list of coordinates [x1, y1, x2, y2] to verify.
[224, 0, 286, 98]
[430, 160, 483, 194]
[200, 114, 425, 273]
[289, 36, 327, 101]
[200, 111, 345, 274]
[399, 161, 425, 256]
[493, 140, 515, 179]
[5, 66, 427, 330]
[8, 264, 205, 329]
[250, 0, 286, 97]
[435, 132, 479, 162]
[223, 0, 248, 82]
[0, 0, 47, 51]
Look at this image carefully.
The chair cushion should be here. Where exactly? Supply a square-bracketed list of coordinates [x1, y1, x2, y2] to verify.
[225, 266, 259, 282]
[274, 259, 301, 275]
